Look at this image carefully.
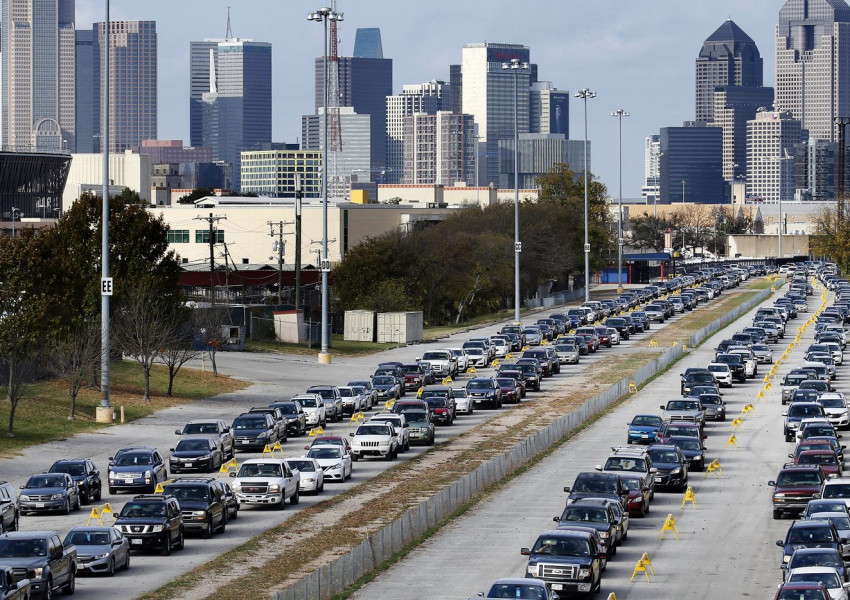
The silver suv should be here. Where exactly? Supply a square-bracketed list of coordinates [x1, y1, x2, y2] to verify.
[596, 447, 656, 499]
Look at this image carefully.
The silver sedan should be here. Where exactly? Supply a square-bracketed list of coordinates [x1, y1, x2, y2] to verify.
[64, 526, 130, 576]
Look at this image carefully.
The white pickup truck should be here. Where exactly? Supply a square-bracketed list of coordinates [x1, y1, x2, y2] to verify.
[230, 458, 300, 508]
[416, 350, 457, 378]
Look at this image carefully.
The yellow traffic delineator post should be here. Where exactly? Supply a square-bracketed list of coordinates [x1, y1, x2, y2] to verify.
[87, 503, 114, 526]
[731, 416, 744, 429]
[307, 428, 318, 439]
[154, 479, 174, 494]
[726, 433, 739, 449]
[218, 458, 237, 477]
[629, 381, 638, 393]
[649, 340, 658, 348]
[468, 367, 477, 375]
[757, 389, 765, 402]
[660, 514, 680, 540]
[705, 459, 722, 478]
[630, 557, 653, 583]
[639, 552, 655, 576]
[681, 485, 697, 509]
[742, 403, 755, 415]
[607, 594, 618, 600]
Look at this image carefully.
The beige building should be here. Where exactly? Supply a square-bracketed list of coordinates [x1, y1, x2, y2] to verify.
[62, 151, 151, 208]
[377, 183, 538, 207]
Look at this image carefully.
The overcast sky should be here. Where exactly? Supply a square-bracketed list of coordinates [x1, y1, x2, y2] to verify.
[76, 0, 783, 198]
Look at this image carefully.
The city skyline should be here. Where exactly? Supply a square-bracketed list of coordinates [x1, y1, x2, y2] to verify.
[73, 0, 781, 198]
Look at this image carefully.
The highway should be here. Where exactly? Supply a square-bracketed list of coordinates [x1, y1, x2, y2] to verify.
[350, 282, 810, 600]
[0, 286, 723, 599]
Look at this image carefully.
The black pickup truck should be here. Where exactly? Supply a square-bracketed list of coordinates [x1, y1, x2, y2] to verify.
[0, 531, 76, 599]
[0, 566, 30, 600]
[521, 529, 604, 597]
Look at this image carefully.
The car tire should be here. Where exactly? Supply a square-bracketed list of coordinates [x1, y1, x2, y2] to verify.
[317, 480, 324, 493]
[161, 535, 172, 556]
[291, 489, 300, 505]
[123, 551, 130, 570]
[64, 498, 71, 515]
[61, 570, 75, 595]
[203, 518, 213, 539]
[219, 513, 227, 533]
[11, 511, 18, 532]
[109, 487, 116, 495]
[95, 486, 102, 502]
[351, 454, 359, 462]
[176, 528, 185, 550]
[773, 509, 782, 519]
[107, 557, 115, 577]
[404, 439, 410, 452]
[80, 491, 89, 506]
[44, 576, 53, 600]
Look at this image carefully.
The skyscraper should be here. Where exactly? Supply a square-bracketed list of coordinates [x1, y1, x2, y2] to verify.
[353, 28, 383, 59]
[695, 19, 764, 123]
[386, 81, 450, 183]
[710, 85, 774, 181]
[529, 82, 569, 137]
[659, 122, 724, 203]
[315, 28, 392, 173]
[402, 111, 475, 186]
[190, 36, 272, 190]
[746, 109, 805, 203]
[776, 0, 850, 141]
[1, 0, 76, 150]
[642, 134, 661, 203]
[460, 43, 533, 186]
[75, 29, 96, 153]
[93, 20, 157, 153]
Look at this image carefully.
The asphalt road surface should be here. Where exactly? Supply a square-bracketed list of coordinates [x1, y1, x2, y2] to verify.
[351, 284, 810, 600]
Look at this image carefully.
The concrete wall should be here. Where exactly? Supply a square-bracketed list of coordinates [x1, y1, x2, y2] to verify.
[269, 285, 773, 600]
[728, 234, 809, 258]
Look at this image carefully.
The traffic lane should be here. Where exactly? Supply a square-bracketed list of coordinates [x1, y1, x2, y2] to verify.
[349, 289, 783, 600]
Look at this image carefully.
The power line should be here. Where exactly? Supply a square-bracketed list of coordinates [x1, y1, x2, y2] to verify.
[193, 213, 226, 306]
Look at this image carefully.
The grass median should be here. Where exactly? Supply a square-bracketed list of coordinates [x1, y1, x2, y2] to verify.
[0, 361, 247, 456]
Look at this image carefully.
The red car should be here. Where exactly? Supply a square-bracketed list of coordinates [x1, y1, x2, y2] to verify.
[775, 582, 829, 600]
[594, 326, 613, 348]
[794, 449, 843, 477]
[619, 473, 650, 517]
[495, 377, 522, 404]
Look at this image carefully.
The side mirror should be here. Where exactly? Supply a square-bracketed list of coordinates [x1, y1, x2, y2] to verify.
[776, 540, 784, 547]
[768, 481, 776, 486]
[594, 465, 602, 472]
[228, 472, 236, 478]
[552, 516, 559, 523]
[169, 448, 176, 453]
[223, 427, 230, 433]
[174, 429, 182, 435]
[520, 548, 530, 556]
[348, 432, 355, 438]
[563, 486, 571, 493]
[788, 454, 794, 459]
[659, 405, 665, 410]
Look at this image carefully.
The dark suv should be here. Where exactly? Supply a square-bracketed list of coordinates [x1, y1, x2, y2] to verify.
[647, 444, 689, 491]
[521, 529, 604, 596]
[48, 459, 102, 505]
[776, 519, 847, 564]
[769, 464, 826, 519]
[563, 472, 628, 510]
[231, 413, 278, 452]
[162, 479, 227, 539]
[107, 447, 168, 495]
[554, 500, 620, 559]
[270, 401, 308, 437]
[114, 495, 184, 556]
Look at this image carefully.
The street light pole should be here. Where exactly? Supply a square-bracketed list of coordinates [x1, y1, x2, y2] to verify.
[575, 88, 596, 302]
[308, 5, 343, 364]
[611, 109, 629, 293]
[503, 58, 528, 322]
[681, 179, 686, 204]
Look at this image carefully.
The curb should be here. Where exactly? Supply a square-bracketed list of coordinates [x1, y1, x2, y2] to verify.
[271, 284, 774, 600]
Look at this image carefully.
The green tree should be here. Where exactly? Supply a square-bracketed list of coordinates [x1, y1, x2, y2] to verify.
[178, 187, 215, 204]
[811, 205, 850, 271]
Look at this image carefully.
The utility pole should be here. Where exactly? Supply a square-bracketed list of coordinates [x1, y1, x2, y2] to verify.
[194, 213, 226, 306]
[268, 220, 294, 306]
[295, 174, 303, 310]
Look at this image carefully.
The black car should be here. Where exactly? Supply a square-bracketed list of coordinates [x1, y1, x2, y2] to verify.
[776, 520, 846, 564]
[270, 401, 308, 437]
[521, 530, 604, 596]
[563, 472, 629, 510]
[647, 444, 689, 491]
[48, 459, 102, 504]
[667, 435, 705, 471]
[213, 480, 239, 521]
[162, 479, 227, 539]
[681, 371, 716, 396]
[230, 413, 278, 452]
[168, 438, 223, 474]
[554, 500, 620, 559]
[605, 318, 630, 340]
[115, 495, 184, 556]
[465, 378, 502, 410]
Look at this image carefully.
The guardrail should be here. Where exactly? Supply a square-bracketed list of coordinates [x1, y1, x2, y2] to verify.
[269, 284, 774, 600]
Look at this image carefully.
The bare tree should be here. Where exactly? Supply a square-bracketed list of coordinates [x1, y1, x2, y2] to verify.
[49, 323, 100, 420]
[193, 306, 230, 377]
[158, 322, 202, 396]
[112, 283, 180, 401]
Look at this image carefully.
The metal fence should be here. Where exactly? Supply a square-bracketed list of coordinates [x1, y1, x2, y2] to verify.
[269, 284, 774, 600]
[524, 287, 586, 309]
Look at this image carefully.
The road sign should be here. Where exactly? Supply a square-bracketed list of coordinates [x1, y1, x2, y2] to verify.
[584, 243, 590, 253]
[320, 259, 331, 273]
[101, 277, 113, 296]
[515, 242, 522, 253]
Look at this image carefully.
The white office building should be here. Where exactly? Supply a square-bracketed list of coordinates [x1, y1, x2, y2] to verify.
[746, 109, 805, 204]
[385, 80, 449, 184]
[302, 107, 371, 200]
[641, 135, 661, 203]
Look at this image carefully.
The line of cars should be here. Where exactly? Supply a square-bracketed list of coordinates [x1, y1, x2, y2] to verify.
[765, 263, 850, 599]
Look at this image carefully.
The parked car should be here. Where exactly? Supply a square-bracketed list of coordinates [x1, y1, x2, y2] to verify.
[64, 526, 129, 576]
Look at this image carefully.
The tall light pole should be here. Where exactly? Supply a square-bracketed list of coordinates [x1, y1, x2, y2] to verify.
[681, 179, 687, 204]
[611, 109, 629, 293]
[97, 0, 113, 423]
[308, 5, 343, 364]
[503, 58, 528, 321]
[575, 88, 596, 302]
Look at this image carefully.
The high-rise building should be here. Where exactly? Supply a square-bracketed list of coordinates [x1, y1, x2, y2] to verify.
[710, 85, 774, 181]
[90, 20, 157, 153]
[191, 36, 272, 190]
[776, 0, 850, 141]
[746, 109, 805, 203]
[659, 122, 724, 203]
[402, 111, 475, 186]
[695, 19, 764, 123]
[498, 134, 587, 189]
[460, 43, 533, 186]
[240, 149, 323, 198]
[529, 82, 569, 137]
[1, 0, 76, 150]
[642, 134, 661, 203]
[75, 29, 96, 153]
[353, 28, 383, 59]
[315, 28, 392, 173]
[385, 81, 450, 183]
[795, 139, 841, 201]
[302, 107, 371, 198]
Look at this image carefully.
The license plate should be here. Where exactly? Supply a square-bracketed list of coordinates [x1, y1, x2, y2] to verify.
[184, 463, 193, 467]
[35, 502, 44, 508]
[654, 477, 662, 482]
[641, 434, 649, 438]
[551, 584, 563, 591]
[131, 539, 142, 545]
[241, 440, 250, 444]
[124, 479, 134, 484]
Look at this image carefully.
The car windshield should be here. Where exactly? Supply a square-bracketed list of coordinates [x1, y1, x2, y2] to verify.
[620, 478, 641, 491]
[356, 425, 390, 436]
[339, 388, 355, 397]
[119, 502, 167, 518]
[114, 453, 152, 467]
[405, 411, 427, 423]
[821, 399, 845, 408]
[65, 531, 110, 546]
[556, 344, 576, 352]
[0, 538, 47, 557]
[466, 348, 484, 356]
[789, 572, 840, 588]
[572, 476, 617, 494]
[182, 423, 219, 435]
[785, 375, 808, 385]
[777, 472, 823, 486]
[296, 397, 318, 408]
[485, 583, 548, 600]
[631, 416, 662, 427]
[790, 551, 843, 570]
[422, 390, 448, 398]
[425, 397, 447, 408]
[25, 475, 65, 488]
[237, 463, 283, 477]
[421, 352, 447, 361]
[453, 389, 468, 398]
[496, 378, 516, 387]
[790, 406, 825, 418]
[175, 439, 211, 452]
[799, 453, 837, 465]
[467, 381, 494, 390]
[49, 463, 85, 476]
[233, 417, 267, 430]
[671, 438, 702, 451]
[818, 516, 850, 530]
[649, 449, 680, 463]
[373, 376, 395, 386]
[276, 404, 298, 415]
[164, 485, 209, 503]
[531, 536, 591, 557]
[308, 447, 342, 460]
[561, 507, 609, 523]
[604, 457, 647, 472]
[708, 365, 729, 373]
[286, 460, 315, 472]
[666, 401, 698, 411]
[700, 395, 722, 406]
[824, 484, 850, 499]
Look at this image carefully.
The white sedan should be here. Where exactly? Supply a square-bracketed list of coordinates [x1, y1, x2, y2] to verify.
[707, 363, 733, 387]
[785, 566, 847, 599]
[283, 457, 325, 494]
[306, 444, 352, 482]
[452, 388, 474, 415]
[607, 327, 621, 345]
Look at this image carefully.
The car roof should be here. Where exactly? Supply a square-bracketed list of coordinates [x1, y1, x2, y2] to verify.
[538, 528, 592, 540]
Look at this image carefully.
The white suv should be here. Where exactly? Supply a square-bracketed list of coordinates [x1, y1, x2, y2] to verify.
[596, 447, 655, 498]
[349, 422, 399, 461]
[292, 394, 326, 428]
[369, 413, 411, 453]
[230, 458, 300, 508]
